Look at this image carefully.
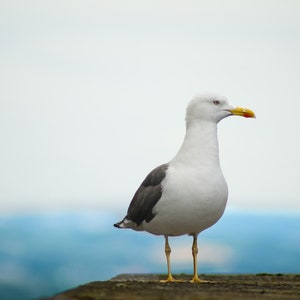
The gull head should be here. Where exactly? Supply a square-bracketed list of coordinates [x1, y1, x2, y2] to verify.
[186, 92, 255, 126]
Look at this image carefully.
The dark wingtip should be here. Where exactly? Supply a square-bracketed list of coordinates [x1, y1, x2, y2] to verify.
[113, 222, 121, 228]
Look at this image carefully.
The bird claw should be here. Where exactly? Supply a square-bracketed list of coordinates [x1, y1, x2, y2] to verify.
[160, 275, 184, 283]
[189, 276, 210, 283]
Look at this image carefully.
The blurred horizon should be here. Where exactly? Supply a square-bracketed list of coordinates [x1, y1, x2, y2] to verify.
[1, 209, 300, 300]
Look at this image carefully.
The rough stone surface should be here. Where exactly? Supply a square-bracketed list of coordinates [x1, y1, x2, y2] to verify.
[44, 274, 300, 300]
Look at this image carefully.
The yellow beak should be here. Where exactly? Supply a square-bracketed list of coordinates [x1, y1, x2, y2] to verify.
[230, 107, 256, 118]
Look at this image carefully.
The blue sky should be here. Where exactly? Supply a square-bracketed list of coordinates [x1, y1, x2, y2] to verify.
[1, 0, 300, 214]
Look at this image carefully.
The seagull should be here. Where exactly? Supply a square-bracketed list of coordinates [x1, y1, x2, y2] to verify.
[114, 93, 255, 283]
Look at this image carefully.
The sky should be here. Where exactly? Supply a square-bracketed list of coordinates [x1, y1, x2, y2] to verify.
[1, 0, 300, 214]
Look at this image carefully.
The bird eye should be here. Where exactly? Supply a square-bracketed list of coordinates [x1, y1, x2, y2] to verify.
[213, 100, 220, 105]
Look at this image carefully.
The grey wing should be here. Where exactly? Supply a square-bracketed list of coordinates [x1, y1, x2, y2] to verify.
[126, 163, 168, 226]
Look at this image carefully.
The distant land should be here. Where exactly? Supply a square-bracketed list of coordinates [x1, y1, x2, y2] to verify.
[0, 209, 299, 300]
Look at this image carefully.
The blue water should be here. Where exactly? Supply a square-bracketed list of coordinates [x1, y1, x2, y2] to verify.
[0, 210, 299, 300]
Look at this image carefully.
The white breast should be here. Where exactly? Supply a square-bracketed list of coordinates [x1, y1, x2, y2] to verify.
[142, 163, 228, 236]
[141, 116, 228, 236]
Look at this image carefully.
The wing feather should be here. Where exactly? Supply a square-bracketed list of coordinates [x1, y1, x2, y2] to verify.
[126, 163, 168, 225]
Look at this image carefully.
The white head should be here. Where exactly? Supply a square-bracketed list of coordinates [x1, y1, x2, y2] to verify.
[186, 93, 255, 127]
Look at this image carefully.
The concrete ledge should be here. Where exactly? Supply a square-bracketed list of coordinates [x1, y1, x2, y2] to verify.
[44, 274, 300, 300]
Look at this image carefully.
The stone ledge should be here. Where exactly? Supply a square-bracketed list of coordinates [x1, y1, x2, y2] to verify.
[44, 274, 300, 300]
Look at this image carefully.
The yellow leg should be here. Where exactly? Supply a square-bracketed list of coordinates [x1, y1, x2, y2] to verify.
[160, 236, 180, 283]
[190, 235, 207, 283]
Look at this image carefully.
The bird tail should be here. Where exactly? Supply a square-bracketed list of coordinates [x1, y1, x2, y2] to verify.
[113, 221, 123, 228]
[114, 216, 128, 228]
[114, 216, 138, 229]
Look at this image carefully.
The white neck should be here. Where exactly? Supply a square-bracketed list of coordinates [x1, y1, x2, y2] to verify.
[171, 120, 220, 167]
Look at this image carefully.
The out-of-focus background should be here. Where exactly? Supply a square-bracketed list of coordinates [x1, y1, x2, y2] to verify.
[1, 1, 300, 299]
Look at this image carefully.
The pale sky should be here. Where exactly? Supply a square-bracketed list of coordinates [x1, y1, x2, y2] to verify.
[1, 0, 300, 214]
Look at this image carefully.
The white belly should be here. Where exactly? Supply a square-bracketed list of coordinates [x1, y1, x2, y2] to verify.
[141, 165, 228, 236]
